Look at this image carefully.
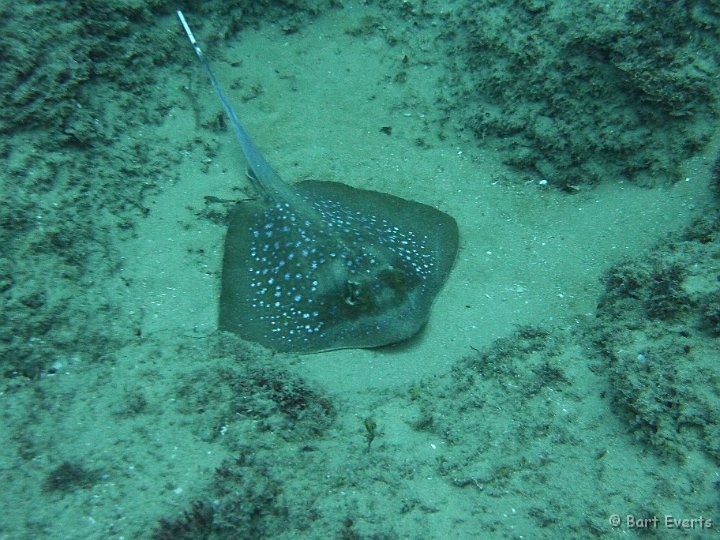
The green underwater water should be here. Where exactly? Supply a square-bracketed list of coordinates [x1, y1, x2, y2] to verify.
[1, 1, 719, 538]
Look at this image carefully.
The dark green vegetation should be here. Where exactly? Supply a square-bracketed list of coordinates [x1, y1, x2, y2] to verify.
[712, 148, 720, 197]
[442, 0, 720, 189]
[175, 350, 335, 444]
[594, 215, 720, 462]
[2, 1, 174, 379]
[153, 335, 337, 539]
[154, 453, 290, 539]
[43, 460, 101, 493]
[363, 417, 378, 451]
[154, 500, 215, 540]
[405, 324, 608, 534]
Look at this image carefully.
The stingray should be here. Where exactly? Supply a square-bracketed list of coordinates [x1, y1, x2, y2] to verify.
[178, 11, 458, 353]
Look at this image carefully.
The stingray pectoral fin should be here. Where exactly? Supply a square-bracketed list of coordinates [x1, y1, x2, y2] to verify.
[296, 180, 459, 295]
[218, 200, 269, 339]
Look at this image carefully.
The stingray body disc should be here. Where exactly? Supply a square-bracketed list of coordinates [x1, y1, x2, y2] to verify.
[219, 181, 458, 353]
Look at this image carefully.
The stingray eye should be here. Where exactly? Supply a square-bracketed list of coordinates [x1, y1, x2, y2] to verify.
[379, 266, 407, 290]
[344, 280, 362, 306]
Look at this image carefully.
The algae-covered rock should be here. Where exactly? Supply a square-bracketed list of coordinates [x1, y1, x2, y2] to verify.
[444, 0, 719, 189]
[595, 215, 720, 462]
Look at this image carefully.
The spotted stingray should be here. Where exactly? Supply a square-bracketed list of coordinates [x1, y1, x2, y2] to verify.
[178, 11, 458, 353]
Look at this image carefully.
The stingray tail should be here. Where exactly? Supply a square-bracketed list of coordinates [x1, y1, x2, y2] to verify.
[177, 11, 287, 197]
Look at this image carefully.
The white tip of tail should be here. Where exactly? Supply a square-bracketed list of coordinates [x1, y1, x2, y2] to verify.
[176, 10, 197, 46]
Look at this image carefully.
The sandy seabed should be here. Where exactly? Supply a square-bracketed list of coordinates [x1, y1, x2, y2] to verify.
[1, 1, 719, 538]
